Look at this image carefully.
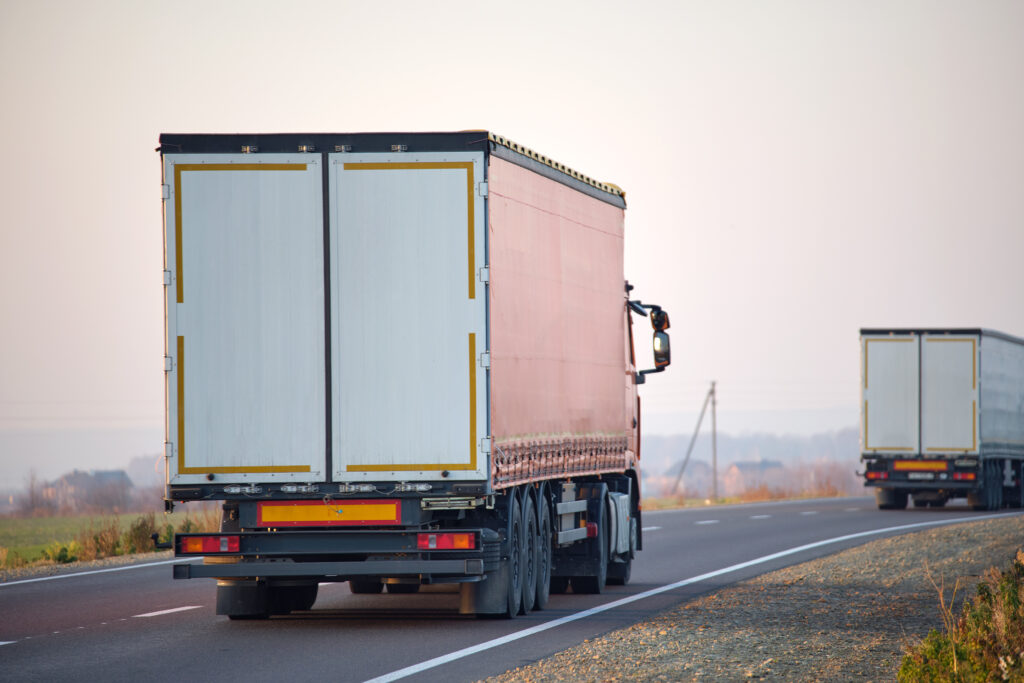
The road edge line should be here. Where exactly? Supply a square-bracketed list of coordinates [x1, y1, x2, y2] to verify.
[364, 511, 1020, 683]
[0, 557, 200, 588]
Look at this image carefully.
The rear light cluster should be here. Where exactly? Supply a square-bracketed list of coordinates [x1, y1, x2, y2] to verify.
[416, 532, 475, 550]
[178, 535, 240, 555]
[866, 471, 889, 480]
[953, 472, 977, 481]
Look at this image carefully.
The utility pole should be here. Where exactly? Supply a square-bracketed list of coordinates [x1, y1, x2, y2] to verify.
[670, 381, 719, 498]
[711, 381, 718, 501]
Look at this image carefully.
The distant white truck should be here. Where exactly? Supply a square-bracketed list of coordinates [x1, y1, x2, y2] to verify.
[860, 328, 1024, 510]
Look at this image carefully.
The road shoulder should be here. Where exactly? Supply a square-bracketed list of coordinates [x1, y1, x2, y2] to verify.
[485, 514, 1024, 682]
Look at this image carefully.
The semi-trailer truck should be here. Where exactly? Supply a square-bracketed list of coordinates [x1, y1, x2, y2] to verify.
[159, 131, 671, 618]
[860, 328, 1024, 510]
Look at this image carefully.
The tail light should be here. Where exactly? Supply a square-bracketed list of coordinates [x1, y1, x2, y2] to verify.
[417, 532, 476, 550]
[586, 522, 599, 538]
[953, 472, 977, 481]
[866, 471, 889, 480]
[177, 535, 240, 555]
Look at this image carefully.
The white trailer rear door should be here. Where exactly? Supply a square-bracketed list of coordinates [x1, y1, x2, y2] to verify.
[921, 334, 980, 454]
[165, 155, 327, 483]
[862, 335, 919, 453]
[329, 153, 488, 481]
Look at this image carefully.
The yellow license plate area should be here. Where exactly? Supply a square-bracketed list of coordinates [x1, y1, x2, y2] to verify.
[257, 500, 400, 527]
[894, 460, 948, 472]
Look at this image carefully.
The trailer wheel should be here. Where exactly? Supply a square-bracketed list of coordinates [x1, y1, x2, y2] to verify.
[521, 501, 538, 614]
[876, 488, 908, 510]
[270, 583, 318, 612]
[534, 501, 552, 610]
[504, 494, 524, 618]
[972, 461, 1003, 511]
[218, 580, 269, 620]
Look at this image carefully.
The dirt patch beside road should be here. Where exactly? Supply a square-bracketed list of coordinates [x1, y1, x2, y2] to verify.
[485, 514, 1024, 682]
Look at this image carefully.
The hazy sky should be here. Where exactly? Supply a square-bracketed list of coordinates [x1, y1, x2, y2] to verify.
[2, 0, 1022, 480]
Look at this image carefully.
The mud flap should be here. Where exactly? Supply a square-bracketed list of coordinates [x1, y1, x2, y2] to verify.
[460, 564, 508, 615]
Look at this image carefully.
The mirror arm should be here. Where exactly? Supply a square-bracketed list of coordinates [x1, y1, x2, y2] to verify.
[635, 367, 666, 384]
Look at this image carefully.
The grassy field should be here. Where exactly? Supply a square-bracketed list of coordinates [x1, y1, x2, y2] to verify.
[0, 508, 218, 565]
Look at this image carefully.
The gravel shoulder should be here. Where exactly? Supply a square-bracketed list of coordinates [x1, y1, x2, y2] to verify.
[485, 514, 1024, 682]
[0, 550, 175, 583]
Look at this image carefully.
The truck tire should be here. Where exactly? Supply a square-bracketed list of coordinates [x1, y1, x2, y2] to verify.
[521, 500, 538, 614]
[876, 488, 908, 510]
[269, 583, 318, 613]
[218, 580, 270, 620]
[534, 501, 552, 610]
[504, 494, 524, 618]
[349, 579, 384, 594]
[972, 461, 1003, 511]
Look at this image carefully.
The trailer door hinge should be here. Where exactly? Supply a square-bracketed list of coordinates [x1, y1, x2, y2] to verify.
[164, 356, 174, 372]
[164, 442, 174, 459]
[161, 184, 170, 200]
[478, 266, 489, 284]
[480, 437, 492, 455]
[477, 181, 488, 198]
[163, 270, 172, 286]
[479, 351, 491, 369]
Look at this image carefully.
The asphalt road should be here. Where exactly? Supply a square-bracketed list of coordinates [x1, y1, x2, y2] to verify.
[2, 497, 1018, 682]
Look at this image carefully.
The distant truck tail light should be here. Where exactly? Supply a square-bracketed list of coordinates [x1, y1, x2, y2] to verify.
[177, 535, 240, 555]
[866, 471, 889, 480]
[953, 472, 977, 481]
[416, 532, 475, 550]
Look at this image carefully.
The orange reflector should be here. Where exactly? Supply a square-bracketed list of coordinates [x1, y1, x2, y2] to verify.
[893, 460, 948, 472]
[178, 535, 240, 554]
[416, 532, 475, 550]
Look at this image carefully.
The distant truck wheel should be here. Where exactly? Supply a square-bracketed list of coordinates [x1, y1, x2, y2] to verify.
[876, 488, 908, 510]
[971, 461, 1004, 511]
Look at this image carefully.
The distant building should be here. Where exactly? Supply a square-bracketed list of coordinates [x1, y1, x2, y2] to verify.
[43, 469, 133, 513]
[722, 460, 787, 497]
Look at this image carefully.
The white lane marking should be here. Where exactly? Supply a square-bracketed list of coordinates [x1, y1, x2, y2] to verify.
[0, 641, 15, 646]
[845, 508, 861, 512]
[133, 606, 202, 618]
[750, 515, 771, 520]
[695, 520, 719, 525]
[800, 511, 818, 516]
[365, 510, 1022, 683]
[0, 558, 200, 588]
[641, 526, 662, 532]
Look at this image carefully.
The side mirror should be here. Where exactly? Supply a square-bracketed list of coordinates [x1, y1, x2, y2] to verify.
[653, 330, 670, 368]
[634, 304, 672, 384]
[650, 309, 669, 332]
